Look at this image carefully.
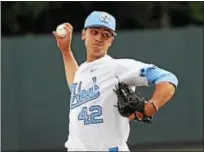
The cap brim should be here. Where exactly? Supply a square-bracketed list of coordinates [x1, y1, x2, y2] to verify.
[84, 25, 117, 36]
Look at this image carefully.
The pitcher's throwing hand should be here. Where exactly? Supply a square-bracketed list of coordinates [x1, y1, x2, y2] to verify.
[53, 23, 73, 52]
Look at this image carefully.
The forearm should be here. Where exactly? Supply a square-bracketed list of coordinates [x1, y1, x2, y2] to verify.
[150, 82, 176, 110]
[61, 50, 78, 86]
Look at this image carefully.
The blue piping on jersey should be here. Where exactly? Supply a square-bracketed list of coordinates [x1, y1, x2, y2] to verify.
[140, 66, 178, 87]
[69, 84, 73, 91]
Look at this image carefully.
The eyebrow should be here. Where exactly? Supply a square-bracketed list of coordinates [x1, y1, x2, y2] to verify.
[90, 27, 112, 33]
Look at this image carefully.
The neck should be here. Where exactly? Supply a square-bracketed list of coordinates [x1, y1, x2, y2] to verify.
[86, 53, 106, 62]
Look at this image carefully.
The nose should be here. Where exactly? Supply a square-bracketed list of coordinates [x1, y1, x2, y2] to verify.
[94, 34, 103, 42]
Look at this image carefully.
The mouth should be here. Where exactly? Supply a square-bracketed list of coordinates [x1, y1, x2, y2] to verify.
[92, 43, 103, 47]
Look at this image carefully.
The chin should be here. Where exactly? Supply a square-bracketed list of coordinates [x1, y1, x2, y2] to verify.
[91, 48, 105, 57]
[92, 52, 105, 59]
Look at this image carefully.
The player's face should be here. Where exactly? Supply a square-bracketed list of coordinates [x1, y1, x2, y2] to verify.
[82, 27, 114, 58]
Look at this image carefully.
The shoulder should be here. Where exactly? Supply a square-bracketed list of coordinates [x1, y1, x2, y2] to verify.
[112, 57, 152, 70]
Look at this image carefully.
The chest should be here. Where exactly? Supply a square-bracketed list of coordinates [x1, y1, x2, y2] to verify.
[70, 64, 117, 109]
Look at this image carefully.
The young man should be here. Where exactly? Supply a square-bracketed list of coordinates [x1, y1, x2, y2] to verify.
[53, 11, 178, 151]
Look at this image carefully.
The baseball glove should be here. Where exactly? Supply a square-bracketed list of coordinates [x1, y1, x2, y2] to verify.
[113, 81, 152, 123]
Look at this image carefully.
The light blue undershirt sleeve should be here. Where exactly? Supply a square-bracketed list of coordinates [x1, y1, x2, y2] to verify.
[140, 66, 178, 87]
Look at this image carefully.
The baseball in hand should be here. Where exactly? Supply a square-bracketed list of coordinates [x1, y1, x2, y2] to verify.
[56, 24, 67, 38]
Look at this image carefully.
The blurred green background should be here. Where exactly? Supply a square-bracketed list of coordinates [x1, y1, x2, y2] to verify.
[2, 2, 204, 36]
[1, 1, 203, 152]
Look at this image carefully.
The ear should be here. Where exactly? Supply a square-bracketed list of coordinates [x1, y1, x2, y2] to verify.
[81, 30, 86, 40]
[109, 37, 114, 47]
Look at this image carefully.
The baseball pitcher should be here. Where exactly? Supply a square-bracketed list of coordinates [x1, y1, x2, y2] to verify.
[53, 11, 178, 151]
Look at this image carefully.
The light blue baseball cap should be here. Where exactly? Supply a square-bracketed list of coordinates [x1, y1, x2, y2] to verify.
[84, 11, 117, 36]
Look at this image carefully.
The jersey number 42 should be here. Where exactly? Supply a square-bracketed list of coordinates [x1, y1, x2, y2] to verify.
[78, 105, 103, 125]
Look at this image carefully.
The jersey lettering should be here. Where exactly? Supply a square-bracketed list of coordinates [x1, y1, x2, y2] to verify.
[70, 77, 100, 109]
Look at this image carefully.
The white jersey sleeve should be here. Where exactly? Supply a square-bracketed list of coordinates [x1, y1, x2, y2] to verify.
[114, 59, 154, 86]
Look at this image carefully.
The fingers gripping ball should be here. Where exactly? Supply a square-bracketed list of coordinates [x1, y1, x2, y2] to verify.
[56, 24, 67, 38]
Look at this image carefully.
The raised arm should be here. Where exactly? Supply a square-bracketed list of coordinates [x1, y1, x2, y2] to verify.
[53, 23, 79, 86]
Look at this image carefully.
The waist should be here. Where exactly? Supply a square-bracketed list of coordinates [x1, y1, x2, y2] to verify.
[66, 137, 129, 151]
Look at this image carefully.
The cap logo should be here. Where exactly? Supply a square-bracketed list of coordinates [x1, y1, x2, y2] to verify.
[100, 13, 111, 23]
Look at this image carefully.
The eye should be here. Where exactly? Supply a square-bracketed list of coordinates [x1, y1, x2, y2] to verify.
[103, 33, 109, 37]
[103, 32, 111, 38]
[91, 30, 98, 35]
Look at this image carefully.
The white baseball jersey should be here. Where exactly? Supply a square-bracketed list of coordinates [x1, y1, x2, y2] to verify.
[65, 55, 153, 151]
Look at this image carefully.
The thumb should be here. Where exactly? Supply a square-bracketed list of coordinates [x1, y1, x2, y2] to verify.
[52, 31, 56, 37]
[53, 31, 60, 40]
